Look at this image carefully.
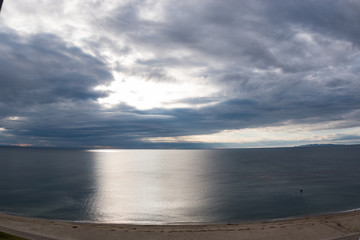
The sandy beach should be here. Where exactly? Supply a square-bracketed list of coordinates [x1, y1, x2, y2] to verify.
[1, 211, 360, 240]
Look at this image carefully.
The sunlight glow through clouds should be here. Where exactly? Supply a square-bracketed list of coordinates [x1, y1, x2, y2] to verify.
[143, 124, 360, 147]
[138, 0, 165, 22]
[6, 116, 23, 121]
[96, 72, 219, 110]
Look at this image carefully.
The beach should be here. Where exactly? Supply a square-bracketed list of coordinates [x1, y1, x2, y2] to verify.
[1, 211, 360, 240]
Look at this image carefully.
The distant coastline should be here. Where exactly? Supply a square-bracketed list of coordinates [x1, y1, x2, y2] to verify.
[294, 143, 346, 148]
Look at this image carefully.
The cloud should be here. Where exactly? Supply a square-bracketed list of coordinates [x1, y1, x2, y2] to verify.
[0, 30, 113, 115]
[1, 0, 360, 148]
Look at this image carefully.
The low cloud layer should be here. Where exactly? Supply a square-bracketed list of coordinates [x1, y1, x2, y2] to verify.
[1, 0, 360, 148]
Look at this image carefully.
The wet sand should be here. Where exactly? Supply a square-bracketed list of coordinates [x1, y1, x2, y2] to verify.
[1, 211, 360, 240]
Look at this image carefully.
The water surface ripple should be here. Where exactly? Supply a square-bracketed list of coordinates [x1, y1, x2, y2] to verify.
[1, 146, 359, 224]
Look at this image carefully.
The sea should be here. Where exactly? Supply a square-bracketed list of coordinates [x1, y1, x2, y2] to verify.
[0, 145, 359, 224]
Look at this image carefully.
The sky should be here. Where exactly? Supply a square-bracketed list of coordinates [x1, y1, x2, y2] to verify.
[0, 0, 360, 149]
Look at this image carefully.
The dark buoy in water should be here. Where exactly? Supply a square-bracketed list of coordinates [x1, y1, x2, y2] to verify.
[300, 186, 303, 193]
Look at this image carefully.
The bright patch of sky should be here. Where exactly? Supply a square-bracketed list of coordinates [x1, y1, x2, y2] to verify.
[95, 73, 219, 110]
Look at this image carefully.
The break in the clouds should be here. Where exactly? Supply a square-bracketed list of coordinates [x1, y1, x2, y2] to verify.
[1, 0, 360, 148]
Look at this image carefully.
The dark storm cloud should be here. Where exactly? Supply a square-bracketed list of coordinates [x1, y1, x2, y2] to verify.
[0, 29, 114, 145]
[147, 92, 360, 139]
[0, 30, 112, 110]
[1, 0, 360, 147]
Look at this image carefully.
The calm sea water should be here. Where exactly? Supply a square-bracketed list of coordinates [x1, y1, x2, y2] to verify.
[0, 146, 360, 224]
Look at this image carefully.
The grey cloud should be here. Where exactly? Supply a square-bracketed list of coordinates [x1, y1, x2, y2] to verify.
[333, 135, 360, 142]
[264, 0, 360, 47]
[103, 0, 359, 77]
[2, 1, 360, 148]
[0, 31, 112, 110]
[0, 30, 116, 145]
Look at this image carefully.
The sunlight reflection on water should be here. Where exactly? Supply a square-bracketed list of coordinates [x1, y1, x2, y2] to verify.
[90, 150, 214, 224]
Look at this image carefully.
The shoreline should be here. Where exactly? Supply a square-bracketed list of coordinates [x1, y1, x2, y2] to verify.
[1, 211, 360, 240]
[2, 208, 360, 226]
[2, 207, 360, 225]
